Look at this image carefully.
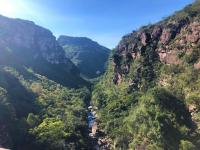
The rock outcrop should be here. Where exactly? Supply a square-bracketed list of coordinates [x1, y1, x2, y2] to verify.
[112, 6, 200, 85]
[0, 15, 88, 87]
[0, 15, 70, 65]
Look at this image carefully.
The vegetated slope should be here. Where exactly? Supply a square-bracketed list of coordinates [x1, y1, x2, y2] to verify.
[0, 15, 88, 88]
[0, 15, 91, 150]
[58, 35, 110, 78]
[92, 1, 200, 149]
[0, 66, 90, 150]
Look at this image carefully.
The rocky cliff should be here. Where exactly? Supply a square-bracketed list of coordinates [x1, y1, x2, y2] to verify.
[113, 1, 200, 89]
[0, 15, 88, 87]
[58, 35, 110, 78]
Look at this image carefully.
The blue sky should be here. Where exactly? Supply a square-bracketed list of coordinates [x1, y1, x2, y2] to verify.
[0, 0, 194, 48]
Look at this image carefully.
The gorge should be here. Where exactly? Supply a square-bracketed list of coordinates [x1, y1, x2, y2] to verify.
[1, 0, 200, 150]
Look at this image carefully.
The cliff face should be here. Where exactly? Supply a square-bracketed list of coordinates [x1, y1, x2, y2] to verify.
[0, 15, 69, 65]
[113, 2, 200, 87]
[0, 15, 88, 87]
[58, 35, 110, 78]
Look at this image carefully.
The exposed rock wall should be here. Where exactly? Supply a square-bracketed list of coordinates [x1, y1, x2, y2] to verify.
[0, 15, 88, 87]
[0, 15, 71, 66]
[113, 15, 200, 85]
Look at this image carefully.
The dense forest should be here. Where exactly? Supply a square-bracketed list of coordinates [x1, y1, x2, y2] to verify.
[0, 65, 91, 150]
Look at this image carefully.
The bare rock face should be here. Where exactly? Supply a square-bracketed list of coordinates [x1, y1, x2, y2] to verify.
[160, 19, 188, 45]
[0, 15, 71, 66]
[160, 24, 178, 45]
[194, 60, 200, 69]
[112, 14, 200, 84]
[0, 15, 88, 87]
[151, 26, 162, 40]
[186, 22, 200, 43]
[131, 52, 140, 59]
[158, 50, 182, 65]
[160, 28, 172, 45]
[141, 32, 149, 46]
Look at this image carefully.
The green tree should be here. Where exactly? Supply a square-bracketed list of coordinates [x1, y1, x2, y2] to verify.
[31, 118, 68, 150]
[26, 113, 39, 127]
[179, 140, 196, 150]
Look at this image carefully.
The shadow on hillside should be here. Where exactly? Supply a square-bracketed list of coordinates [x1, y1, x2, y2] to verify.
[0, 69, 38, 118]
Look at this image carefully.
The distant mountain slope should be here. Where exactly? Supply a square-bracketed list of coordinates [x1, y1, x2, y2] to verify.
[92, 1, 200, 149]
[58, 35, 110, 78]
[0, 15, 88, 88]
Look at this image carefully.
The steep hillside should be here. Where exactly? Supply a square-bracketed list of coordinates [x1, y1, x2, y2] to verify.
[0, 66, 90, 150]
[92, 1, 200, 149]
[0, 15, 88, 88]
[0, 15, 91, 150]
[58, 36, 110, 78]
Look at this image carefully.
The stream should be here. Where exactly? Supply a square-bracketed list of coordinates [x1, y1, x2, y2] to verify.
[87, 106, 110, 150]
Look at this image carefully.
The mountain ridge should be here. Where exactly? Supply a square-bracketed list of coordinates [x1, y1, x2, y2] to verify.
[58, 35, 110, 78]
[0, 15, 89, 88]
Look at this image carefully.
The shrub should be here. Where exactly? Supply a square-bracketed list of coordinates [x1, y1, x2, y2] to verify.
[179, 140, 196, 150]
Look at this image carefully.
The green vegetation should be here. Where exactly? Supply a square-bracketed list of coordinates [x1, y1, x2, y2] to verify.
[1, 1, 200, 150]
[184, 46, 200, 64]
[0, 65, 90, 150]
[91, 1, 200, 149]
[58, 36, 110, 79]
[179, 140, 196, 150]
[167, 0, 200, 22]
[92, 61, 199, 149]
[96, 60, 200, 146]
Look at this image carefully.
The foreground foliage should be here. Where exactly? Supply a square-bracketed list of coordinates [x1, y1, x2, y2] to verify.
[0, 66, 90, 150]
